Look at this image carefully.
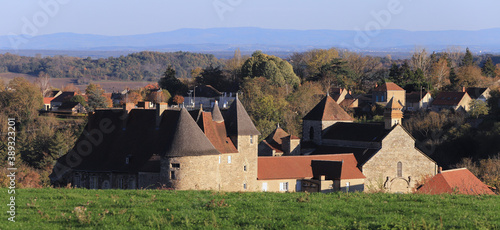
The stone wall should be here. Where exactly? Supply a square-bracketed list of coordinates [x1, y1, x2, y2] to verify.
[159, 134, 259, 192]
[302, 120, 323, 144]
[362, 125, 437, 193]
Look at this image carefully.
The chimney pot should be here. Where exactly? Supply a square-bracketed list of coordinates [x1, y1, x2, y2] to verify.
[438, 167, 442, 173]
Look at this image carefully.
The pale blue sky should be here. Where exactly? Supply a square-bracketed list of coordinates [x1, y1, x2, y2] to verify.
[1, 0, 499, 36]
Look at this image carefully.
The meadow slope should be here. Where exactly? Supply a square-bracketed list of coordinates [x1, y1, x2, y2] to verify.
[1, 188, 499, 229]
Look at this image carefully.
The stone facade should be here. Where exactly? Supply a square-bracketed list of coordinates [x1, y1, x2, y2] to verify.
[160, 134, 258, 192]
[362, 125, 438, 193]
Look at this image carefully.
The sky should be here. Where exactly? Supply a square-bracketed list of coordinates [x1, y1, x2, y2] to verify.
[1, 0, 499, 36]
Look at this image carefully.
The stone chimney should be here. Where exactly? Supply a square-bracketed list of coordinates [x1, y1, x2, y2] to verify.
[281, 135, 301, 155]
[123, 103, 135, 113]
[156, 103, 169, 127]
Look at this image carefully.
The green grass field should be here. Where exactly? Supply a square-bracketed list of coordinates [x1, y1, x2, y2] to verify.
[1, 188, 499, 229]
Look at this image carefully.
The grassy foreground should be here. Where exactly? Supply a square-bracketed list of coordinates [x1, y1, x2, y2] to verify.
[1, 188, 499, 229]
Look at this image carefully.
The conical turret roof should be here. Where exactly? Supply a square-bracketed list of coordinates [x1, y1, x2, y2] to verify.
[164, 108, 220, 157]
[225, 97, 261, 136]
[303, 95, 354, 121]
[212, 101, 224, 123]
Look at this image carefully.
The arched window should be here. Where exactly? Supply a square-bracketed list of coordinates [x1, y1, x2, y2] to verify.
[397, 161, 402, 177]
[309, 127, 314, 140]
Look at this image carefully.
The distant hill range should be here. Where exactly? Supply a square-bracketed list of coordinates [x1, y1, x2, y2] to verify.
[1, 27, 500, 56]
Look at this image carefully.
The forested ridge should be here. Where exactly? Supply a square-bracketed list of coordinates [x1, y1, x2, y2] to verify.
[0, 51, 223, 82]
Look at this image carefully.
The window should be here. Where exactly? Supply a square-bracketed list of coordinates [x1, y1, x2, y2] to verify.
[125, 157, 129, 165]
[73, 175, 81, 188]
[397, 161, 403, 177]
[89, 176, 98, 189]
[250, 135, 254, 144]
[243, 183, 247, 190]
[219, 156, 221, 164]
[171, 171, 176, 180]
[228, 156, 232, 164]
[244, 165, 247, 171]
[346, 182, 350, 192]
[171, 163, 180, 168]
[309, 127, 314, 140]
[262, 182, 268, 192]
[279, 182, 289, 192]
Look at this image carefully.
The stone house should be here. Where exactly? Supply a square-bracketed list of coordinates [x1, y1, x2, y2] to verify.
[43, 97, 55, 111]
[258, 124, 300, 156]
[51, 91, 76, 111]
[330, 87, 359, 109]
[50, 98, 261, 192]
[257, 154, 365, 193]
[302, 94, 354, 147]
[302, 95, 438, 193]
[417, 168, 494, 195]
[431, 92, 472, 112]
[372, 82, 406, 107]
[406, 91, 433, 111]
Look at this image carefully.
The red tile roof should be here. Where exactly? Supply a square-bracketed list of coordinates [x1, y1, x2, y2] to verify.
[431, 92, 468, 106]
[417, 168, 494, 195]
[198, 111, 238, 154]
[258, 154, 365, 180]
[43, 97, 55, 104]
[373, 82, 404, 91]
[303, 95, 354, 121]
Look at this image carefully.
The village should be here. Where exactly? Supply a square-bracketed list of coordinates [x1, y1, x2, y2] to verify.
[44, 80, 496, 195]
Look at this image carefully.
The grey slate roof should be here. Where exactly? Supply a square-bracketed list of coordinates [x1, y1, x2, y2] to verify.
[164, 108, 220, 157]
[224, 97, 261, 136]
[212, 101, 224, 122]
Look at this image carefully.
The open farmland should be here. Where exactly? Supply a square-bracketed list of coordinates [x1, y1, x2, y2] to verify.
[2, 188, 499, 229]
[0, 72, 153, 92]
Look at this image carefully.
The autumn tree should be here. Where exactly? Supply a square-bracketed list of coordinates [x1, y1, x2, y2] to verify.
[171, 95, 184, 105]
[146, 89, 171, 104]
[455, 66, 482, 89]
[0, 77, 43, 125]
[430, 57, 451, 90]
[121, 91, 143, 105]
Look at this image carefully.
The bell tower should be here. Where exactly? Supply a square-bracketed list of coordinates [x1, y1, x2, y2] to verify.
[384, 97, 403, 129]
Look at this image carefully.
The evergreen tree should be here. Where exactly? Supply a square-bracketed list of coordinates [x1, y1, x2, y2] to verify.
[388, 63, 402, 85]
[86, 84, 111, 111]
[449, 67, 459, 86]
[462, 47, 474, 67]
[482, 57, 496, 77]
[158, 65, 188, 96]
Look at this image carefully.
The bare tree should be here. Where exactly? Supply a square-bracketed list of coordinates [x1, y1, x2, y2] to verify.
[446, 46, 464, 68]
[35, 71, 51, 97]
[410, 47, 431, 80]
